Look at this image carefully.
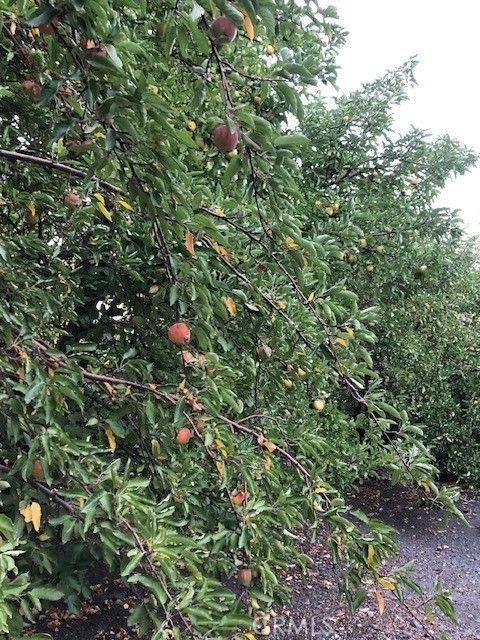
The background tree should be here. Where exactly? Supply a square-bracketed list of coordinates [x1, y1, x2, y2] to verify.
[0, 4, 465, 640]
[301, 59, 480, 483]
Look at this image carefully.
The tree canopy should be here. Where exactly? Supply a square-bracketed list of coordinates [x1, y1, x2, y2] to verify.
[0, 2, 475, 639]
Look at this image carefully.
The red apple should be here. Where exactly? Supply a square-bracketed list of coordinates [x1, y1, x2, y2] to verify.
[64, 192, 82, 208]
[175, 427, 192, 445]
[213, 124, 239, 152]
[238, 567, 252, 587]
[210, 16, 237, 44]
[168, 322, 191, 345]
[21, 79, 41, 99]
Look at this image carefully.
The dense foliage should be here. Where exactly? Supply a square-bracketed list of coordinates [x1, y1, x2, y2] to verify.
[0, 2, 471, 639]
[300, 62, 480, 483]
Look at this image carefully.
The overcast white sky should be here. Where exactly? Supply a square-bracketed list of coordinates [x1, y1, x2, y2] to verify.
[329, 0, 480, 234]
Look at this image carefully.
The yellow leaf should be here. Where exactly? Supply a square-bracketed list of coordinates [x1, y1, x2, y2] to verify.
[378, 576, 396, 591]
[31, 502, 41, 532]
[285, 236, 298, 249]
[151, 438, 162, 460]
[212, 241, 230, 259]
[264, 455, 273, 470]
[243, 12, 255, 41]
[374, 589, 385, 615]
[367, 544, 375, 566]
[315, 485, 328, 494]
[185, 230, 196, 256]
[222, 296, 237, 317]
[93, 192, 105, 205]
[276, 300, 286, 310]
[346, 326, 355, 338]
[335, 337, 348, 347]
[117, 198, 133, 211]
[215, 460, 225, 477]
[104, 382, 116, 396]
[77, 496, 85, 508]
[96, 201, 112, 221]
[93, 131, 106, 139]
[421, 481, 431, 493]
[17, 367, 25, 382]
[214, 438, 228, 458]
[245, 634, 257, 640]
[26, 201, 36, 215]
[263, 440, 277, 453]
[307, 292, 315, 302]
[20, 503, 32, 523]
[104, 426, 117, 452]
[211, 206, 225, 217]
[149, 284, 160, 294]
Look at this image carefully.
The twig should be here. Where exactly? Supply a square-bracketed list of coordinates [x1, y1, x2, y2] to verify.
[0, 463, 80, 516]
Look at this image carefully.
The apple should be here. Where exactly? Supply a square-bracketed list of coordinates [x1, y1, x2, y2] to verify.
[64, 192, 82, 208]
[168, 322, 191, 345]
[22, 79, 41, 100]
[231, 490, 246, 506]
[32, 459, 44, 481]
[257, 343, 272, 359]
[238, 567, 253, 587]
[212, 124, 239, 152]
[312, 399, 325, 412]
[175, 427, 192, 445]
[210, 16, 237, 44]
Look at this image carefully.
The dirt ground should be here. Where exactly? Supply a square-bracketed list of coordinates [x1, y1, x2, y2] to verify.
[269, 481, 480, 640]
[30, 482, 480, 640]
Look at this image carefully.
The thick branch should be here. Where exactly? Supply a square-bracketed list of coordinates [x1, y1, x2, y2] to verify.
[0, 148, 122, 195]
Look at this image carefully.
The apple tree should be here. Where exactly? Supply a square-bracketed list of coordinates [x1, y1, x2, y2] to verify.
[300, 60, 480, 483]
[0, 4, 463, 639]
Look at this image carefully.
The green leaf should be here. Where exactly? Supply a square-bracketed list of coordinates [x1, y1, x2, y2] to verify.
[274, 134, 311, 149]
[26, 5, 58, 27]
[128, 574, 167, 605]
[24, 381, 45, 404]
[30, 587, 64, 601]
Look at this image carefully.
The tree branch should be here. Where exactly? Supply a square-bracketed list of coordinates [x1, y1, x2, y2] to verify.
[0, 148, 122, 195]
